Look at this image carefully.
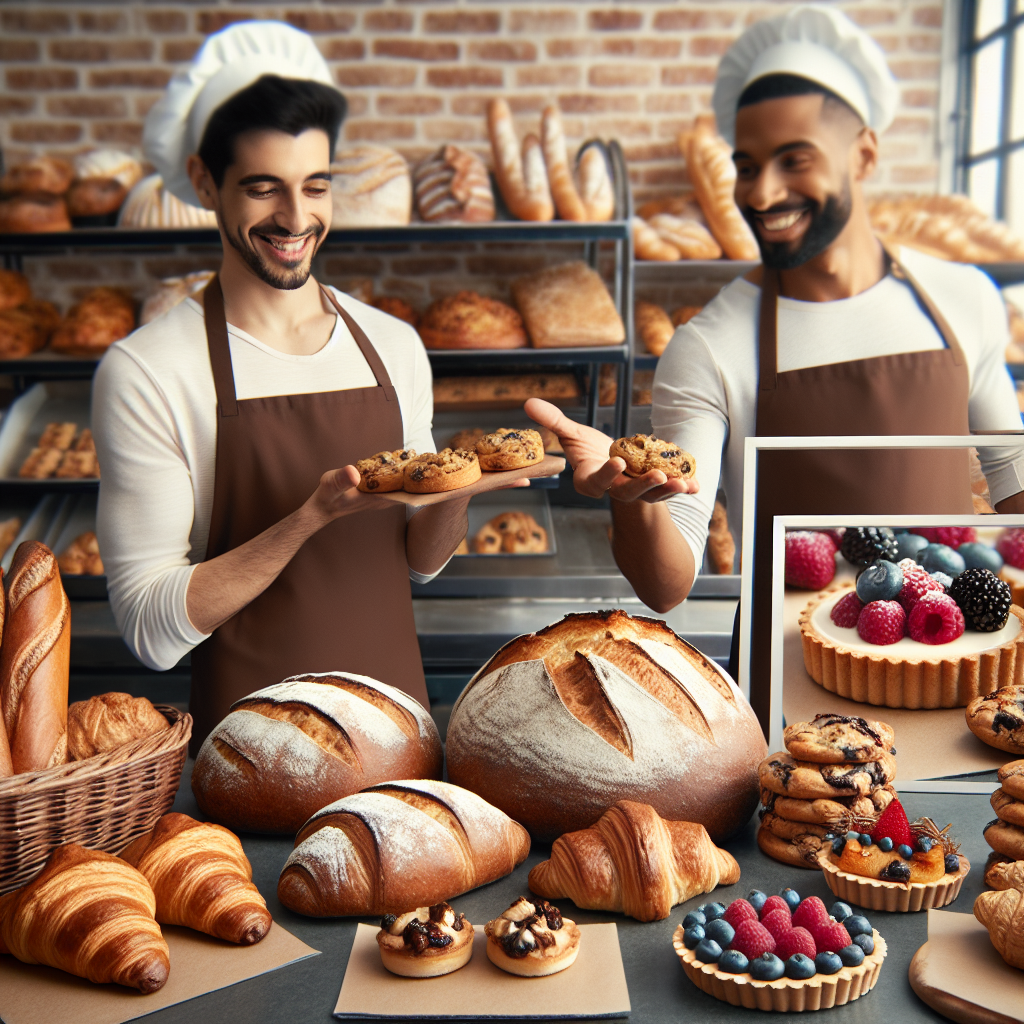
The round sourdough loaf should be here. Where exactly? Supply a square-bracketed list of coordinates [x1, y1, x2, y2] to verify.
[445, 610, 766, 842]
[191, 672, 442, 834]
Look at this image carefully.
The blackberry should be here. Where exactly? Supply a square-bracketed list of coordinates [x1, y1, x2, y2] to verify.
[948, 568, 1012, 631]
[840, 527, 899, 567]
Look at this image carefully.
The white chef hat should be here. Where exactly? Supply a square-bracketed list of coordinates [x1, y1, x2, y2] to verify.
[712, 5, 898, 146]
[144, 20, 336, 205]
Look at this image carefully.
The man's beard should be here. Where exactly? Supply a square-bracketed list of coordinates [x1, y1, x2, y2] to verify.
[744, 180, 853, 270]
[226, 220, 325, 290]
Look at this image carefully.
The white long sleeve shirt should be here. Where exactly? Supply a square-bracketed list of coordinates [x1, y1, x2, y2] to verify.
[92, 287, 435, 672]
[652, 247, 1024, 565]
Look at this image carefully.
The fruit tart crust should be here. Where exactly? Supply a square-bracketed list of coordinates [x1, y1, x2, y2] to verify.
[817, 850, 970, 913]
[799, 584, 1024, 709]
[672, 925, 887, 1012]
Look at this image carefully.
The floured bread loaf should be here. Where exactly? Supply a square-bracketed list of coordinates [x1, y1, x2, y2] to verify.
[191, 672, 443, 834]
[331, 145, 411, 226]
[118, 174, 217, 228]
[413, 145, 494, 223]
[445, 610, 766, 841]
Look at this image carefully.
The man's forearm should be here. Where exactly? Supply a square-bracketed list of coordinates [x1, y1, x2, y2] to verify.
[996, 490, 1024, 514]
[611, 499, 696, 613]
[406, 496, 471, 576]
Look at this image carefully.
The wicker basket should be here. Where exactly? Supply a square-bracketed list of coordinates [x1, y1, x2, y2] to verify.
[0, 706, 191, 893]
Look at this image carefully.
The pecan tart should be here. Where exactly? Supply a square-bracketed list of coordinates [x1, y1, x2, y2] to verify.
[376, 902, 474, 978]
[484, 897, 580, 977]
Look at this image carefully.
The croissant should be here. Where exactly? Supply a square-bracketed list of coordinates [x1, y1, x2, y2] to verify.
[984, 853, 1024, 892]
[528, 800, 741, 922]
[974, 887, 1024, 969]
[120, 812, 272, 945]
[0, 844, 169, 991]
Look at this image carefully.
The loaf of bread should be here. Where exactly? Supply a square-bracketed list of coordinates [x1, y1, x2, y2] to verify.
[512, 261, 625, 348]
[540, 106, 587, 222]
[372, 295, 419, 327]
[57, 530, 104, 576]
[67, 178, 127, 218]
[647, 212, 722, 260]
[72, 149, 144, 190]
[632, 217, 681, 261]
[433, 372, 581, 406]
[576, 141, 615, 222]
[0, 541, 70, 773]
[51, 286, 135, 356]
[0, 269, 31, 312]
[277, 779, 530, 916]
[331, 145, 412, 227]
[0, 307, 49, 358]
[487, 98, 554, 222]
[118, 174, 217, 229]
[0, 194, 71, 233]
[67, 692, 168, 760]
[445, 609, 767, 842]
[0, 156, 74, 196]
[413, 145, 494, 223]
[671, 305, 703, 327]
[418, 292, 527, 350]
[635, 301, 674, 357]
[191, 672, 443, 834]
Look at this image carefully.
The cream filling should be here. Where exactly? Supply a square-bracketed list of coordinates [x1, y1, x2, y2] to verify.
[485, 900, 576, 959]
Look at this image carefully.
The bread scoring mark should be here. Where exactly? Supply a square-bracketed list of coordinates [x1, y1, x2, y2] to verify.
[6, 542, 58, 610]
[3, 590, 68, 738]
[369, 785, 473, 855]
[288, 673, 419, 740]
[240, 700, 360, 771]
[211, 736, 257, 777]
[548, 650, 633, 758]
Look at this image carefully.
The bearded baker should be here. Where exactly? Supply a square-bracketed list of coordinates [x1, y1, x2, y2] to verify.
[93, 22, 468, 749]
[530, 4, 1024, 718]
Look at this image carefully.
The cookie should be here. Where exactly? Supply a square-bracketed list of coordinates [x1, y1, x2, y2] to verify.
[761, 784, 896, 825]
[992, 787, 1024, 827]
[984, 852, 1024, 891]
[18, 447, 62, 480]
[758, 751, 897, 800]
[759, 811, 830, 842]
[475, 428, 544, 471]
[447, 428, 484, 451]
[471, 522, 502, 554]
[999, 759, 1024, 801]
[984, 817, 1024, 860]
[755, 822, 826, 869]
[471, 511, 547, 554]
[404, 448, 481, 494]
[609, 433, 695, 480]
[357, 448, 418, 493]
[38, 421, 77, 451]
[783, 713, 896, 764]
[501, 524, 548, 554]
[966, 685, 1024, 755]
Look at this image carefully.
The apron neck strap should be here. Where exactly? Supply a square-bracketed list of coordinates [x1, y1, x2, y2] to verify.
[203, 274, 238, 418]
[319, 285, 395, 391]
[758, 266, 781, 392]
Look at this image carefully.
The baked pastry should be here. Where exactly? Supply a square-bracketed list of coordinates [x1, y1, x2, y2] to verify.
[66, 178, 127, 218]
[708, 500, 735, 575]
[418, 292, 527, 350]
[631, 369, 654, 406]
[277, 779, 531, 916]
[0, 516, 22, 560]
[67, 692, 168, 760]
[38, 421, 77, 451]
[0, 269, 31, 312]
[403, 448, 481, 493]
[487, 98, 554, 222]
[447, 427, 485, 451]
[55, 450, 100, 479]
[445, 609, 767, 842]
[371, 295, 418, 327]
[192, 672, 442, 834]
[141, 271, 216, 325]
[974, 888, 1024, 968]
[0, 307, 48, 358]
[992, 787, 1024, 826]
[984, 852, 1024, 890]
[647, 212, 723, 259]
[636, 301, 674, 357]
[433, 373, 580, 406]
[484, 897, 580, 977]
[471, 510, 548, 555]
[331, 145, 412, 226]
[18, 447, 62, 480]
[529, 800, 740, 922]
[610, 433, 696, 479]
[540, 107, 613, 222]
[471, 520, 502, 554]
[119, 813, 271, 945]
[118, 174, 217, 228]
[762, 785, 896, 825]
[1000, 758, 1024, 800]
[637, 194, 707, 221]
[512, 261, 625, 348]
[0, 194, 71, 233]
[499, 521, 548, 554]
[58, 530, 104, 576]
[759, 751, 896, 800]
[632, 216, 682, 261]
[984, 817, 1024, 860]
[575, 140, 615, 223]
[73, 149, 144, 190]
[784, 714, 895, 764]
[475, 427, 544, 471]
[356, 448, 417, 493]
[413, 145, 494, 223]
[376, 903, 474, 978]
[757, 826, 831, 870]
[672, 305, 704, 327]
[0, 541, 70, 773]
[966, 684, 1024, 754]
[0, 844, 169, 992]
[51, 286, 136, 357]
[0, 157, 73, 196]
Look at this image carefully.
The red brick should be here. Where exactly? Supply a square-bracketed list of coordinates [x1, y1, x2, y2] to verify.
[11, 122, 82, 143]
[516, 65, 580, 87]
[589, 65, 655, 88]
[6, 68, 77, 90]
[451, 96, 490, 117]
[590, 117, 653, 139]
[46, 95, 127, 118]
[284, 11, 355, 33]
[427, 67, 503, 88]
[1, 11, 71, 32]
[890, 164, 939, 184]
[321, 40, 366, 60]
[377, 95, 443, 116]
[364, 11, 413, 32]
[558, 93, 641, 114]
[844, 7, 898, 26]
[0, 96, 35, 114]
[78, 11, 126, 32]
[870, 34, 901, 53]
[641, 165, 690, 187]
[89, 69, 172, 89]
[344, 120, 416, 142]
[145, 11, 188, 33]
[901, 87, 938, 107]
[622, 142, 681, 162]
[879, 140, 923, 160]
[0, 40, 40, 61]
[423, 11, 500, 34]
[466, 253, 549, 275]
[135, 95, 161, 118]
[657, 118, 701, 138]
[690, 36, 737, 58]
[392, 256, 460, 275]
[163, 40, 202, 63]
[645, 94, 694, 114]
[509, 10, 578, 33]
[323, 256, 385, 276]
[92, 122, 145, 145]
[907, 33, 941, 52]
[423, 119, 485, 142]
[654, 10, 736, 30]
[470, 41, 536, 62]
[196, 11, 256, 35]
[912, 6, 944, 27]
[345, 95, 369, 118]
[889, 59, 941, 80]
[50, 40, 154, 62]
[336, 65, 417, 88]
[888, 115, 933, 134]
[374, 39, 459, 61]
[588, 10, 643, 31]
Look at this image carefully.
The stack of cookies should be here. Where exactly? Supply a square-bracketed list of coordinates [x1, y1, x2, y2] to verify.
[757, 713, 898, 869]
[983, 759, 1024, 889]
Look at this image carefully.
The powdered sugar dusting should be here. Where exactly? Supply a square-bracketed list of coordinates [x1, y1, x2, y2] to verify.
[283, 825, 355, 887]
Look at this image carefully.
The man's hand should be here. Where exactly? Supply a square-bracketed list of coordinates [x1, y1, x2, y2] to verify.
[306, 464, 392, 526]
[525, 398, 700, 503]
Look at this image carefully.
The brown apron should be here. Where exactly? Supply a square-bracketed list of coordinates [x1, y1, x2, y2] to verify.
[742, 249, 973, 734]
[188, 277, 428, 753]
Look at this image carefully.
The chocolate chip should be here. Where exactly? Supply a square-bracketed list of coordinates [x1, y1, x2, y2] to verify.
[381, 914, 397, 930]
[527, 451, 536, 459]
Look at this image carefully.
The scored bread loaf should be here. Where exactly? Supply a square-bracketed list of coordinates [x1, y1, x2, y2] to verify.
[67, 692, 169, 760]
[413, 145, 494, 223]
[445, 610, 766, 842]
[191, 671, 443, 834]
[331, 145, 412, 227]
[117, 174, 217, 229]
[277, 779, 531, 917]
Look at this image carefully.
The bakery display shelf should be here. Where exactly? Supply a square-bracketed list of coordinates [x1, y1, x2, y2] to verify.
[980, 261, 1024, 286]
[456, 489, 557, 559]
[0, 351, 100, 380]
[634, 353, 659, 371]
[426, 343, 630, 367]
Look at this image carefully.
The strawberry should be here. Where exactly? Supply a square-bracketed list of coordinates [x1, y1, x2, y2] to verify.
[997, 529, 1024, 570]
[898, 564, 945, 614]
[911, 527, 977, 549]
[870, 797, 915, 849]
[759, 895, 791, 922]
[774, 926, 816, 961]
[791, 896, 829, 932]
[810, 918, 852, 954]
[785, 531, 837, 590]
[723, 899, 759, 929]
[830, 591, 864, 628]
[907, 592, 965, 644]
[761, 908, 793, 943]
[729, 919, 776, 960]
[856, 600, 906, 645]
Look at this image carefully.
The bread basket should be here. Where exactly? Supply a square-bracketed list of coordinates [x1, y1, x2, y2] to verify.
[0, 705, 190, 893]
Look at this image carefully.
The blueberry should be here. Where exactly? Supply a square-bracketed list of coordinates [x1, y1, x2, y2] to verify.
[700, 902, 726, 922]
[897, 844, 914, 859]
[959, 542, 1003, 573]
[705, 918, 735, 948]
[718, 950, 750, 974]
[917, 837, 933, 852]
[930, 571, 953, 591]
[784, 953, 816, 980]
[831, 836, 846, 855]
[815, 951, 843, 975]
[881, 860, 912, 882]
[918, 543, 966, 577]
[683, 925, 705, 949]
[694, 938, 723, 964]
[877, 836, 893, 852]
[830, 901, 853, 923]
[839, 944, 866, 967]
[945, 853, 961, 873]
[844, 915, 872, 938]
[894, 532, 929, 561]
[779, 888, 801, 911]
[858, 833, 872, 846]
[856, 559, 904, 603]
[853, 932, 875, 955]
[749, 953, 786, 981]
[747, 890, 768, 914]
[683, 910, 706, 930]
[846, 830, 859, 842]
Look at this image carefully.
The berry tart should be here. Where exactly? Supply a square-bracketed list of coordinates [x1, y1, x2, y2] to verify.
[818, 797, 970, 912]
[996, 528, 1024, 607]
[376, 902, 474, 978]
[672, 888, 886, 1011]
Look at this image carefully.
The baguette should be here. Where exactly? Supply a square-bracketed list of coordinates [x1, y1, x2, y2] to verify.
[632, 217, 682, 261]
[576, 141, 615, 222]
[541, 106, 587, 222]
[647, 212, 722, 260]
[487, 99, 554, 222]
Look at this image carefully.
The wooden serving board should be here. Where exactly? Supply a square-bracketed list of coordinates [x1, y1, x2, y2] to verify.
[370, 454, 565, 508]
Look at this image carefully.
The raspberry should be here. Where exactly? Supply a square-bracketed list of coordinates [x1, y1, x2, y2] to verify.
[997, 528, 1024, 569]
[840, 527, 899, 567]
[830, 591, 864, 627]
[819, 529, 844, 549]
[759, 895, 791, 922]
[774, 926, 816, 962]
[898, 564, 945, 614]
[729, 919, 777, 960]
[907, 592, 965, 644]
[723, 899, 759, 929]
[761, 908, 793, 943]
[810, 919, 853, 954]
[856, 600, 906, 645]
[870, 797, 915, 849]
[910, 527, 977, 549]
[785, 532, 837, 590]
[948, 568, 1012, 632]
[791, 896, 830, 932]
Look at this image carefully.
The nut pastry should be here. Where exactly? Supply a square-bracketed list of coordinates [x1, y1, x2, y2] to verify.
[376, 902, 474, 977]
[485, 897, 580, 976]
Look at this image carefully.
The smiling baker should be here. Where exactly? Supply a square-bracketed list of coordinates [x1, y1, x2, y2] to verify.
[92, 22, 468, 750]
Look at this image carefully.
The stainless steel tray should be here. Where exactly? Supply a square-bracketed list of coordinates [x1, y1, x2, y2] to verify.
[457, 488, 556, 558]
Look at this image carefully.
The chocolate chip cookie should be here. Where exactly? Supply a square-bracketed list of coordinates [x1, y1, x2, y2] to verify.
[991, 787, 1024, 827]
[609, 433, 695, 480]
[357, 448, 417, 493]
[756, 823, 827, 869]
[404, 448, 481, 494]
[447, 428, 485, 451]
[760, 810, 831, 842]
[999, 759, 1024, 801]
[966, 684, 1024, 755]
[471, 511, 548, 554]
[761, 784, 896, 825]
[984, 817, 1024, 860]
[758, 751, 897, 800]
[475, 428, 544, 471]
[783, 713, 896, 764]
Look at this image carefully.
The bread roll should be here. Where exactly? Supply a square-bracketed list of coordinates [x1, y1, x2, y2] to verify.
[0, 195, 71, 233]
[66, 178, 127, 218]
[191, 671, 443, 834]
[331, 145, 412, 227]
[632, 217, 682, 261]
[117, 174, 217, 228]
[72, 149, 144, 190]
[445, 609, 766, 841]
[67, 692, 168, 760]
[0, 269, 31, 312]
[0, 541, 70, 773]
[635, 301, 674, 356]
[0, 307, 48, 359]
[413, 145, 494, 223]
[419, 291, 527, 350]
[51, 286, 135, 356]
[0, 157, 73, 196]
[432, 373, 580, 405]
[647, 213, 722, 260]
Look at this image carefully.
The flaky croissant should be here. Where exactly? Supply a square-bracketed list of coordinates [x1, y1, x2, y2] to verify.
[0, 844, 169, 991]
[984, 853, 1024, 892]
[974, 887, 1024, 968]
[119, 812, 271, 945]
[528, 800, 741, 922]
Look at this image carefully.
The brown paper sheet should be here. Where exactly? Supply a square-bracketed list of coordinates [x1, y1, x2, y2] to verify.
[0, 921, 319, 1024]
[333, 923, 630, 1019]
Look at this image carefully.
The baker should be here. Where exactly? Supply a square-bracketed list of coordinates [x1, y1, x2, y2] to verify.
[93, 22, 467, 750]
[530, 4, 1024, 722]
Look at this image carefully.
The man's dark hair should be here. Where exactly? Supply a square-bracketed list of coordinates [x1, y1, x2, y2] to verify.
[738, 73, 863, 126]
[198, 74, 347, 187]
